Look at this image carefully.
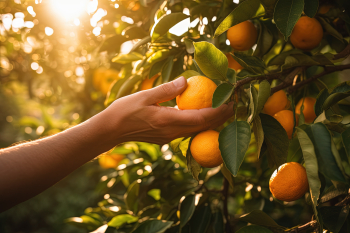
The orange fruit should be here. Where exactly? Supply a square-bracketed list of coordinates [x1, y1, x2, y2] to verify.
[295, 97, 316, 124]
[100, 69, 120, 95]
[318, 5, 333, 14]
[190, 130, 223, 168]
[93, 67, 107, 90]
[141, 74, 159, 90]
[290, 16, 323, 51]
[269, 162, 309, 202]
[263, 90, 288, 116]
[274, 110, 298, 139]
[226, 21, 258, 51]
[176, 76, 217, 110]
[99, 154, 125, 169]
[226, 53, 243, 71]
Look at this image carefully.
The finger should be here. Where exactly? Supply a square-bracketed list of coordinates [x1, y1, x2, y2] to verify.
[142, 76, 187, 105]
[165, 102, 234, 126]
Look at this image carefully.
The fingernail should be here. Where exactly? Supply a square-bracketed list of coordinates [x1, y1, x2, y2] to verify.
[173, 76, 186, 87]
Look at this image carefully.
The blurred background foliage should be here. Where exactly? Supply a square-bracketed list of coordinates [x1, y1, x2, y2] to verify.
[1, 0, 350, 232]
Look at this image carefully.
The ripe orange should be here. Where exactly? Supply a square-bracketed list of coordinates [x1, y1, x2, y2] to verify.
[274, 110, 298, 139]
[226, 53, 243, 71]
[93, 68, 120, 95]
[190, 130, 223, 168]
[176, 76, 217, 110]
[141, 74, 159, 90]
[99, 154, 125, 169]
[100, 69, 120, 95]
[226, 21, 258, 51]
[290, 16, 323, 51]
[318, 5, 333, 14]
[295, 97, 316, 124]
[263, 90, 288, 116]
[269, 162, 309, 202]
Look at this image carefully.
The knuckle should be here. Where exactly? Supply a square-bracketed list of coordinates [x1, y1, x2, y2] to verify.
[160, 83, 173, 96]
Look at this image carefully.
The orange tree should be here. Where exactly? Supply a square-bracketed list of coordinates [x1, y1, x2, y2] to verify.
[1, 0, 350, 232]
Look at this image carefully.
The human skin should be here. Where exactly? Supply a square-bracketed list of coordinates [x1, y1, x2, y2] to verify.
[0, 76, 233, 212]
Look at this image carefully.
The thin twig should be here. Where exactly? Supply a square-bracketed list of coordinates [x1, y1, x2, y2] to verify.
[287, 63, 350, 94]
[270, 67, 305, 94]
[289, 220, 318, 233]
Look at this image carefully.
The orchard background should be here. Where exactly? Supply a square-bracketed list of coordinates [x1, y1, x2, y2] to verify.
[1, 0, 350, 232]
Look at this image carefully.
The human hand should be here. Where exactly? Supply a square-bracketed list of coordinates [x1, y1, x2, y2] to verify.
[98, 76, 234, 146]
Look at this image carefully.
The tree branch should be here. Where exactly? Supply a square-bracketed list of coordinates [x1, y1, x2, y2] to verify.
[289, 220, 318, 233]
[287, 63, 350, 94]
[333, 43, 350, 60]
[270, 67, 305, 94]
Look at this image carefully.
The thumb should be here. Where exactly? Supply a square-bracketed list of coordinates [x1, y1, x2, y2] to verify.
[144, 76, 187, 104]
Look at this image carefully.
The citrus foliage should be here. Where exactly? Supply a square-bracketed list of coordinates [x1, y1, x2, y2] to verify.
[2, 0, 350, 232]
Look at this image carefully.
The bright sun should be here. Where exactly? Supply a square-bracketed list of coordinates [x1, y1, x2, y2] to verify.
[49, 0, 89, 21]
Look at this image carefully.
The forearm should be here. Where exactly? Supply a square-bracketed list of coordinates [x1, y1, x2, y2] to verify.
[0, 111, 117, 212]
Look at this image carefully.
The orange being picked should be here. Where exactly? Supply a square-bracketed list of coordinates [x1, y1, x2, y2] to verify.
[190, 130, 223, 168]
[274, 110, 298, 139]
[269, 162, 309, 202]
[226, 53, 243, 71]
[263, 90, 288, 116]
[226, 21, 258, 51]
[99, 154, 125, 169]
[290, 16, 323, 51]
[141, 74, 159, 91]
[176, 76, 217, 110]
[295, 97, 316, 124]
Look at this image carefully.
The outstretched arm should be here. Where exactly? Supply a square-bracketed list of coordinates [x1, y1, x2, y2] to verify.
[0, 76, 233, 212]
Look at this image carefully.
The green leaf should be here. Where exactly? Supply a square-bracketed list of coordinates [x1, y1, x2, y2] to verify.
[214, 0, 260, 37]
[219, 120, 251, 176]
[314, 88, 330, 116]
[151, 13, 189, 42]
[253, 115, 264, 158]
[194, 42, 228, 81]
[342, 127, 350, 160]
[307, 123, 346, 182]
[296, 127, 321, 229]
[212, 83, 234, 108]
[179, 194, 196, 228]
[112, 52, 143, 64]
[319, 206, 349, 233]
[129, 36, 152, 53]
[161, 56, 174, 83]
[188, 205, 212, 233]
[232, 52, 266, 71]
[212, 211, 224, 233]
[221, 165, 234, 188]
[287, 137, 303, 163]
[281, 54, 319, 70]
[253, 21, 275, 58]
[247, 84, 258, 124]
[236, 225, 273, 233]
[184, 38, 194, 54]
[260, 113, 289, 169]
[304, 0, 318, 18]
[186, 137, 201, 181]
[99, 35, 128, 53]
[108, 214, 139, 228]
[149, 60, 167, 80]
[133, 219, 173, 233]
[115, 75, 143, 99]
[122, 26, 149, 40]
[148, 189, 161, 201]
[322, 91, 350, 111]
[317, 17, 344, 42]
[193, 60, 205, 76]
[320, 184, 349, 203]
[273, 0, 304, 40]
[240, 210, 283, 228]
[226, 68, 236, 84]
[256, 80, 271, 114]
[176, 70, 202, 80]
[124, 181, 140, 213]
